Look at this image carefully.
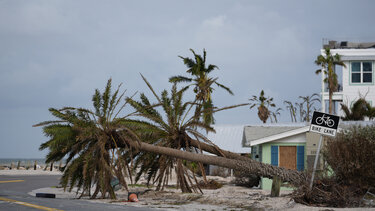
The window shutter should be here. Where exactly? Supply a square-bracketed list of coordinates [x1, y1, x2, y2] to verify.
[297, 146, 305, 171]
[271, 146, 278, 166]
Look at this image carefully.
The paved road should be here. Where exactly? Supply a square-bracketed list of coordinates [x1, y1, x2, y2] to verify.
[0, 175, 155, 211]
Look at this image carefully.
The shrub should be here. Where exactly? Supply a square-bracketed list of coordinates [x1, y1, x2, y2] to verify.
[323, 125, 375, 189]
[293, 125, 375, 207]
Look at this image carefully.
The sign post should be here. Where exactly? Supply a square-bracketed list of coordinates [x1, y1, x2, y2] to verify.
[309, 111, 339, 189]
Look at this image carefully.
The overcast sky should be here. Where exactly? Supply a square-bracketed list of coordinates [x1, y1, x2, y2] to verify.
[1, 0, 374, 158]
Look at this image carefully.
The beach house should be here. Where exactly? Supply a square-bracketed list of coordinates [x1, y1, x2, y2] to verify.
[243, 124, 314, 190]
[320, 40, 375, 116]
[208, 124, 320, 190]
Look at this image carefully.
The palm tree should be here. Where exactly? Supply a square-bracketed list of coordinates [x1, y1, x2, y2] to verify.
[169, 49, 233, 125]
[36, 78, 307, 197]
[249, 90, 276, 123]
[34, 79, 134, 199]
[269, 108, 282, 123]
[315, 48, 346, 114]
[341, 98, 372, 120]
[284, 101, 297, 122]
[125, 75, 247, 193]
[121, 77, 305, 186]
[299, 93, 321, 122]
[295, 102, 306, 122]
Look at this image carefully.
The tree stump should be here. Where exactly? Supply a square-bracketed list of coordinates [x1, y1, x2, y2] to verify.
[271, 176, 281, 197]
[34, 161, 37, 170]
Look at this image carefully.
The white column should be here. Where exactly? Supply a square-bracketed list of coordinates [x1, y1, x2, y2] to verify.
[321, 67, 326, 113]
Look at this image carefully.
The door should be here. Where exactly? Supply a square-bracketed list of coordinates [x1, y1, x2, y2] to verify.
[279, 146, 296, 170]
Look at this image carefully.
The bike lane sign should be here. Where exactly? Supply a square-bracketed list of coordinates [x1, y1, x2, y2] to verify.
[309, 111, 340, 137]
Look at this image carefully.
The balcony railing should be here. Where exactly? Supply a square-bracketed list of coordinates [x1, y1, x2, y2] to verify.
[324, 83, 342, 92]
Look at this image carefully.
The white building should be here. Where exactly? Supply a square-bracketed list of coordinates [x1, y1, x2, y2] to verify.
[320, 41, 375, 116]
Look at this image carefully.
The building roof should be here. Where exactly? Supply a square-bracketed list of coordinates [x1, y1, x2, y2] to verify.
[207, 124, 250, 154]
[242, 124, 310, 147]
[324, 40, 375, 49]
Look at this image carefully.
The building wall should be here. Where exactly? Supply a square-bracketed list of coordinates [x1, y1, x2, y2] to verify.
[322, 48, 375, 116]
[341, 61, 375, 109]
[260, 133, 307, 190]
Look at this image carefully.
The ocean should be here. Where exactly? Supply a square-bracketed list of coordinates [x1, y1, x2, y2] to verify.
[0, 158, 65, 167]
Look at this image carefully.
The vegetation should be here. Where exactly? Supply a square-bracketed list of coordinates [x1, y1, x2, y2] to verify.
[249, 90, 276, 123]
[284, 93, 320, 122]
[315, 48, 346, 114]
[294, 125, 375, 207]
[34, 79, 134, 199]
[35, 49, 326, 200]
[341, 98, 375, 120]
[126, 76, 217, 193]
[169, 49, 233, 125]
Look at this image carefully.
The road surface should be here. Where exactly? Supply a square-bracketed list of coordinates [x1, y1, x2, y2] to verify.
[0, 175, 155, 211]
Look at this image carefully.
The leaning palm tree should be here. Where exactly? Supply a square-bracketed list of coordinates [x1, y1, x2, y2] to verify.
[315, 48, 346, 114]
[34, 79, 134, 199]
[169, 49, 233, 125]
[249, 90, 276, 123]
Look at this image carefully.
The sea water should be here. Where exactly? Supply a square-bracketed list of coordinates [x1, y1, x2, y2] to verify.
[0, 158, 65, 167]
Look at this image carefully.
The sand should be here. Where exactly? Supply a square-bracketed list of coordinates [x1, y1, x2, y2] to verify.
[2, 169, 372, 210]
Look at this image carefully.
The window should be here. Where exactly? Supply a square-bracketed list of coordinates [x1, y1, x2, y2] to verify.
[351, 62, 373, 84]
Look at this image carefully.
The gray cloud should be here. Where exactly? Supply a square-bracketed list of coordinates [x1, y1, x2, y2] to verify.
[1, 0, 374, 158]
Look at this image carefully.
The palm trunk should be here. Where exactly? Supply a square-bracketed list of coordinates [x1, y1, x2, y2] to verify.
[329, 90, 333, 114]
[125, 139, 305, 186]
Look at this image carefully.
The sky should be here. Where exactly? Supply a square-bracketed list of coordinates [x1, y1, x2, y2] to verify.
[1, 0, 375, 158]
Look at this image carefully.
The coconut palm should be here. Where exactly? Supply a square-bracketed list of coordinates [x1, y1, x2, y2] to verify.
[169, 49, 233, 125]
[34, 79, 134, 199]
[315, 48, 346, 114]
[249, 90, 276, 123]
[299, 93, 321, 122]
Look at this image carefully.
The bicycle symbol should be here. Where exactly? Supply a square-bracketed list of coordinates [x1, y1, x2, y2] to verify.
[315, 114, 335, 127]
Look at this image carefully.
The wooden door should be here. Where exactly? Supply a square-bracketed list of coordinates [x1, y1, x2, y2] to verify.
[279, 146, 296, 170]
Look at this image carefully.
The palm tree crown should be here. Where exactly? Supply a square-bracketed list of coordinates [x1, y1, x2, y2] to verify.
[169, 49, 233, 125]
[249, 90, 276, 123]
[34, 79, 134, 199]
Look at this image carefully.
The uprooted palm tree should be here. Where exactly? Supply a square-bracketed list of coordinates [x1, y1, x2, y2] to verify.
[36, 78, 306, 198]
[169, 49, 233, 125]
[315, 48, 346, 114]
[34, 79, 135, 199]
[249, 90, 276, 123]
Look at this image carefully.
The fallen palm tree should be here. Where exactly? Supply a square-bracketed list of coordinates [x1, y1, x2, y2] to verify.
[35, 78, 306, 199]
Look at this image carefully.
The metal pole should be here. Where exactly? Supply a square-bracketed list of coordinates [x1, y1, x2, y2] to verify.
[310, 135, 323, 189]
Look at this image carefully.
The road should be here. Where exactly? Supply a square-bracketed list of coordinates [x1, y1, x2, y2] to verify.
[0, 175, 155, 211]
